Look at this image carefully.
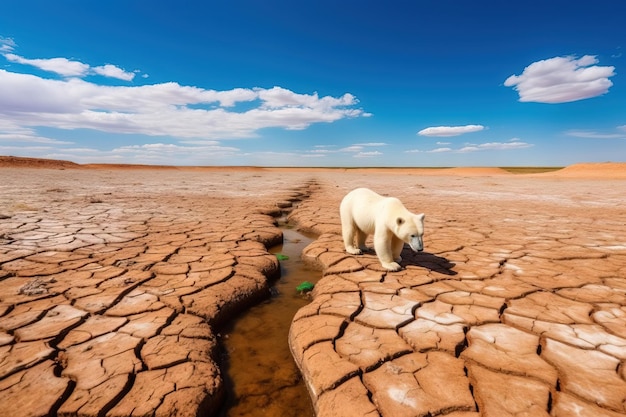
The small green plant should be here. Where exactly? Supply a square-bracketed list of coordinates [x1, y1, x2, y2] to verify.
[296, 281, 314, 293]
[275, 253, 289, 261]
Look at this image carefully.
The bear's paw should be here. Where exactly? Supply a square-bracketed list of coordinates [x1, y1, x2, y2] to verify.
[382, 261, 402, 271]
[346, 247, 363, 255]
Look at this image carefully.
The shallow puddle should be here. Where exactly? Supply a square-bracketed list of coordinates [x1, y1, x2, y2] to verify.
[218, 226, 318, 417]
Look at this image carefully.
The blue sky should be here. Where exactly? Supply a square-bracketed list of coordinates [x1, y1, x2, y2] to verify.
[1, 0, 624, 167]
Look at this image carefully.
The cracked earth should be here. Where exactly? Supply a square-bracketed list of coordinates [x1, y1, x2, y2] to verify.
[1, 161, 625, 417]
[288, 167, 626, 417]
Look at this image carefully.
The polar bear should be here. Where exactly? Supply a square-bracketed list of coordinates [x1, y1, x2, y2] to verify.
[340, 187, 424, 271]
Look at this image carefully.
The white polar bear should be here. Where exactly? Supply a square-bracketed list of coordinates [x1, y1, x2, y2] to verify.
[340, 187, 425, 271]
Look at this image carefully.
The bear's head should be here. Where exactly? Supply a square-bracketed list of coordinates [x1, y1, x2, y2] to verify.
[395, 213, 425, 252]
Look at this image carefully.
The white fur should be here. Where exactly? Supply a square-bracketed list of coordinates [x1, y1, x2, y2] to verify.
[340, 188, 425, 271]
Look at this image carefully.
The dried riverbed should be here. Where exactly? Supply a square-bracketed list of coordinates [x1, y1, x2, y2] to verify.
[218, 227, 317, 417]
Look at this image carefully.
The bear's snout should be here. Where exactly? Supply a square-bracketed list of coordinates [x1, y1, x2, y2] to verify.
[409, 235, 423, 252]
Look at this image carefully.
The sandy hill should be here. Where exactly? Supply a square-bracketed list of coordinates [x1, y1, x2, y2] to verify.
[540, 162, 626, 179]
[0, 156, 81, 169]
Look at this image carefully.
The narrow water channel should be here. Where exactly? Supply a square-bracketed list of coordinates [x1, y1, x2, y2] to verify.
[217, 226, 318, 417]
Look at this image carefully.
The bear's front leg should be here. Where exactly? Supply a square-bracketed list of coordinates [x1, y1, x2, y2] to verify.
[392, 236, 404, 262]
[356, 229, 369, 253]
[374, 232, 402, 271]
[342, 223, 363, 255]
[346, 246, 362, 255]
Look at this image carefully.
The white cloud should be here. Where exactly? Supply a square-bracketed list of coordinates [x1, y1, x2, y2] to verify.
[2, 141, 244, 165]
[427, 147, 453, 153]
[313, 145, 337, 151]
[93, 64, 135, 81]
[504, 55, 615, 103]
[0, 121, 74, 144]
[322, 143, 388, 155]
[305, 143, 385, 157]
[0, 145, 58, 156]
[339, 145, 364, 152]
[418, 125, 485, 137]
[457, 141, 533, 153]
[257, 87, 357, 110]
[0, 40, 367, 164]
[0, 133, 73, 145]
[0, 69, 365, 140]
[0, 37, 16, 52]
[3, 51, 137, 81]
[115, 142, 240, 156]
[409, 139, 532, 154]
[566, 129, 626, 139]
[354, 151, 382, 158]
[354, 142, 388, 146]
[4, 53, 90, 77]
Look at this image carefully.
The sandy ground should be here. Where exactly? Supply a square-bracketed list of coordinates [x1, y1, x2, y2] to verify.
[0, 157, 625, 416]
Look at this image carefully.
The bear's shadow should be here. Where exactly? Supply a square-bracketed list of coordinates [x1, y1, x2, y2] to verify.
[400, 247, 457, 275]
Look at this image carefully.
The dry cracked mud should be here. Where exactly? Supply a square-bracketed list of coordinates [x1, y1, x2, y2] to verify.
[1, 161, 625, 417]
[288, 166, 626, 417]
[0, 165, 314, 417]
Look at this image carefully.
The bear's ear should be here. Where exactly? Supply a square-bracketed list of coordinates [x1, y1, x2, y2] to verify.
[416, 213, 425, 221]
[396, 217, 405, 226]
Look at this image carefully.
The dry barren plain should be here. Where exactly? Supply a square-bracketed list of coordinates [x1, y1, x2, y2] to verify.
[1, 157, 625, 417]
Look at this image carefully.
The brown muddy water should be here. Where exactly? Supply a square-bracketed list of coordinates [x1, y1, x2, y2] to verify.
[217, 226, 318, 417]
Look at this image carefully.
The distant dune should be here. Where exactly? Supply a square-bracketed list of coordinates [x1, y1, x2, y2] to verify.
[1, 155, 624, 178]
[541, 162, 626, 179]
[0, 155, 81, 169]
